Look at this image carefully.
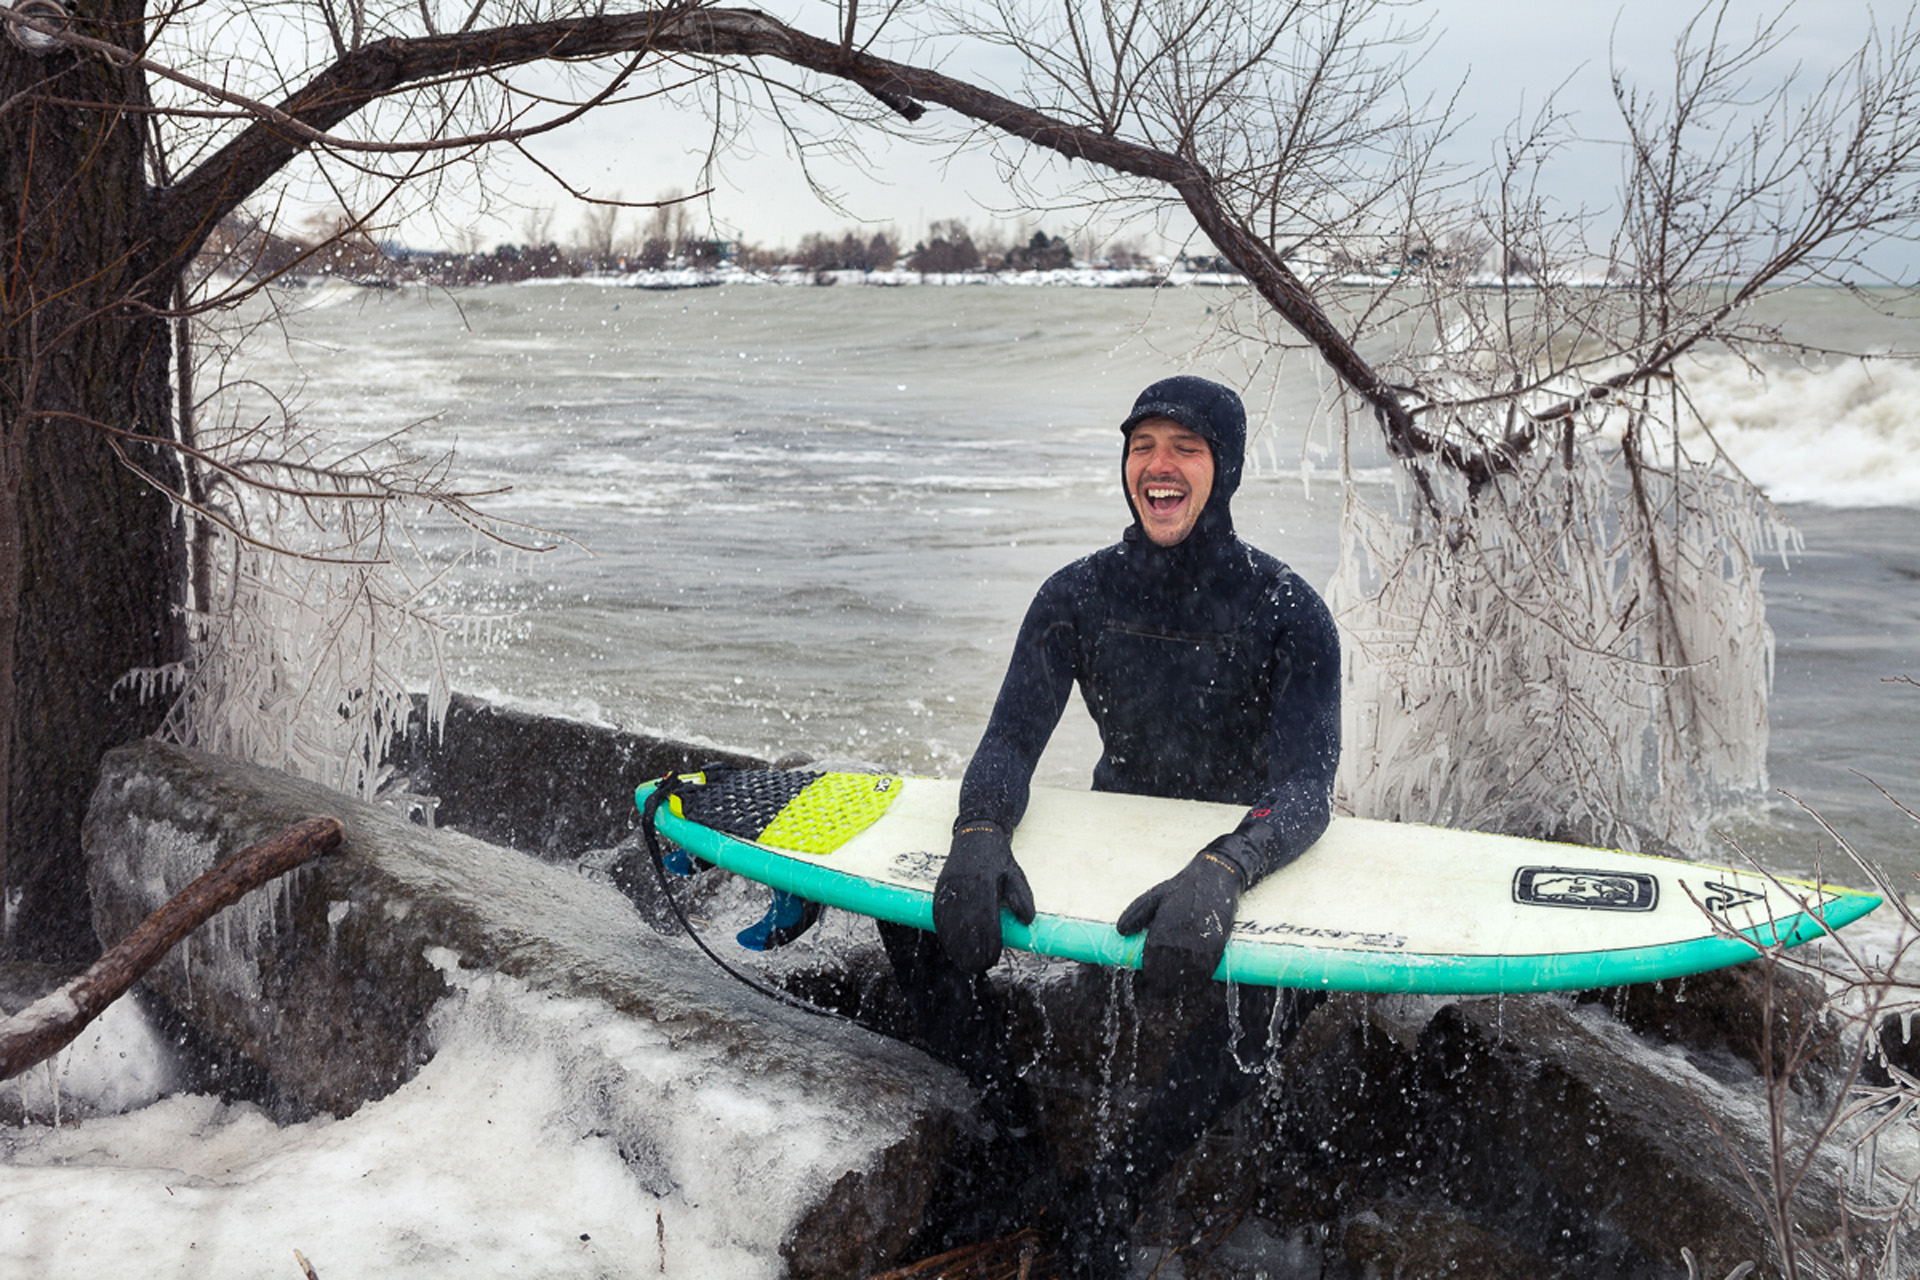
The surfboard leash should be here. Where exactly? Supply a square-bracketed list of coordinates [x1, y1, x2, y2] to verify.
[638, 770, 854, 1025]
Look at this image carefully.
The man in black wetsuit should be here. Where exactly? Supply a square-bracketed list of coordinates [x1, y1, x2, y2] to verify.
[878, 374, 1341, 1277]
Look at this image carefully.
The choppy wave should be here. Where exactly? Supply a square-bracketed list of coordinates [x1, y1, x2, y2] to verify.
[1684, 356, 1920, 508]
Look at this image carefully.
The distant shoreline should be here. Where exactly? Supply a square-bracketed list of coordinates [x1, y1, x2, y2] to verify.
[271, 263, 1660, 291]
[274, 263, 1255, 290]
[618, 265, 1251, 289]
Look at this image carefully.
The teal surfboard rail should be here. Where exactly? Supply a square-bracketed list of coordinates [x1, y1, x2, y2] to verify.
[636, 781, 1882, 995]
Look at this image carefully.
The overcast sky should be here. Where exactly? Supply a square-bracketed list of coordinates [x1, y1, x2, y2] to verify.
[409, 0, 1890, 258]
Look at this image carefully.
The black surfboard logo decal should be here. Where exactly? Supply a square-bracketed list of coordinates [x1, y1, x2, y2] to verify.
[1514, 867, 1659, 912]
[1701, 882, 1766, 914]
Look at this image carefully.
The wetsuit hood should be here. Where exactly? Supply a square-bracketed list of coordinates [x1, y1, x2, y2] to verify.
[1119, 375, 1245, 546]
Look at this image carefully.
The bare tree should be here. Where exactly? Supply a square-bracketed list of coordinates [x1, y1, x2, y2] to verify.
[520, 204, 557, 250]
[0, 2, 909, 958]
[908, 218, 983, 272]
[576, 192, 626, 266]
[797, 226, 900, 271]
[1324, 6, 1920, 851]
[819, 0, 1920, 852]
[634, 187, 693, 268]
[936, 0, 1920, 851]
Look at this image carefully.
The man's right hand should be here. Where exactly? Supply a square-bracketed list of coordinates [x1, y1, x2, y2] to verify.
[933, 819, 1036, 970]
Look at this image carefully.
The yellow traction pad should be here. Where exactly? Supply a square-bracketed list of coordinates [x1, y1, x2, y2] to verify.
[672, 769, 904, 855]
[759, 772, 904, 854]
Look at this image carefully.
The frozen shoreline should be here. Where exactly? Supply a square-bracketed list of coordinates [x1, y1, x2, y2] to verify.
[611, 264, 1623, 289]
[283, 262, 1637, 291]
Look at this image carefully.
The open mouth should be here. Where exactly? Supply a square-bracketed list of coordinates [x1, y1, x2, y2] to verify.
[1141, 484, 1188, 514]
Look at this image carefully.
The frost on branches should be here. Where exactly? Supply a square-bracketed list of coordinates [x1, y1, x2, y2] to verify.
[119, 313, 522, 804]
[1333, 383, 1794, 855]
[133, 533, 453, 804]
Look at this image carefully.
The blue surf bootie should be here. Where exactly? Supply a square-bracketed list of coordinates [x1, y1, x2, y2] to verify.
[736, 890, 823, 951]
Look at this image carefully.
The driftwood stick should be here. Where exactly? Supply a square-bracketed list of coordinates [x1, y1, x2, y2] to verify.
[0, 815, 344, 1082]
[863, 1229, 1047, 1280]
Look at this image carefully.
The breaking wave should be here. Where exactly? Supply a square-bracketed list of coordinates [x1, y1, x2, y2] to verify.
[1684, 355, 1920, 508]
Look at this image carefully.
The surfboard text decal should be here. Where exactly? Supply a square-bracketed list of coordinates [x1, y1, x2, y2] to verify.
[1232, 920, 1407, 950]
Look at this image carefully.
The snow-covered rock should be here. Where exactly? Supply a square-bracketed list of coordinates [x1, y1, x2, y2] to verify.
[80, 740, 970, 1278]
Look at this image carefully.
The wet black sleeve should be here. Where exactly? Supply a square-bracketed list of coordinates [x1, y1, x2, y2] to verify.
[956, 573, 1080, 830]
[1230, 573, 1341, 884]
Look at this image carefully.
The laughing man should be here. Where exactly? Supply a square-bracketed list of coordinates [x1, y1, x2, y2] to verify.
[879, 374, 1343, 1276]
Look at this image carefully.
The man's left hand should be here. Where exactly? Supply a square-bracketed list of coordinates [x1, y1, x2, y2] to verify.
[1116, 833, 1251, 994]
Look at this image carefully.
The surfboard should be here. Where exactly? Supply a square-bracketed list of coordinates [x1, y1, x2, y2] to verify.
[635, 769, 1881, 994]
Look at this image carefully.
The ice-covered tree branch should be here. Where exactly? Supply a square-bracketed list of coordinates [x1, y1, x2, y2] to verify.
[0, 816, 342, 1079]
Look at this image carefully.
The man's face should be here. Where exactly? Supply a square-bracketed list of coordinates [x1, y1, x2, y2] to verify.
[1125, 419, 1215, 547]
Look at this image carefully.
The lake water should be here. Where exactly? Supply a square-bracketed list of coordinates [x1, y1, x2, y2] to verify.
[233, 279, 1920, 884]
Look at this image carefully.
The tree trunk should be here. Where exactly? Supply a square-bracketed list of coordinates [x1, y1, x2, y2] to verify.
[2, 14, 188, 961]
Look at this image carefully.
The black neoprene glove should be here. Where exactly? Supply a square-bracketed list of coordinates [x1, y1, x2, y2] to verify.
[933, 819, 1037, 971]
[1116, 830, 1256, 994]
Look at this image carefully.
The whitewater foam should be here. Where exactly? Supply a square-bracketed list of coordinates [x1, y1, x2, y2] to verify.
[1684, 355, 1920, 508]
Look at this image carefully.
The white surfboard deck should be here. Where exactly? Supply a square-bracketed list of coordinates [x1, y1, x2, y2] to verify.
[638, 771, 1879, 994]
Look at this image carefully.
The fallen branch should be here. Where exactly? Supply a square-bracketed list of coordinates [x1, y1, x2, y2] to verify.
[0, 815, 344, 1081]
[864, 1229, 1045, 1279]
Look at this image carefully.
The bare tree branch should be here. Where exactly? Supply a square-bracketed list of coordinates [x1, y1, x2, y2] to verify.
[131, 5, 1435, 475]
[0, 816, 343, 1081]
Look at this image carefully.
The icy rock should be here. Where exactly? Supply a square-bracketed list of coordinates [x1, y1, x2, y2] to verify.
[82, 739, 971, 1278]
[383, 690, 766, 859]
[1161, 989, 1852, 1278]
[734, 931, 1843, 1277]
[1576, 964, 1845, 1096]
[1865, 1012, 1920, 1089]
[1338, 1202, 1554, 1279]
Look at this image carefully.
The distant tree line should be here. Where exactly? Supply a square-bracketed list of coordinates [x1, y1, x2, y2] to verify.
[793, 230, 900, 271]
[898, 221, 1077, 273]
[192, 204, 1176, 286]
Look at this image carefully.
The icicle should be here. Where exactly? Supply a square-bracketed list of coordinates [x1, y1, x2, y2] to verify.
[327, 900, 351, 955]
[1263, 983, 1295, 1086]
[1865, 1129, 1879, 1203]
